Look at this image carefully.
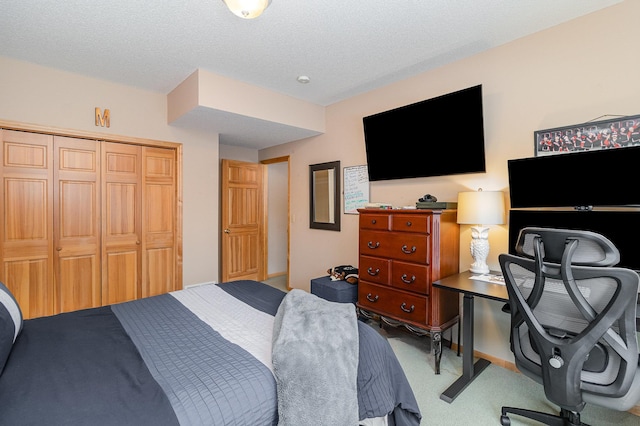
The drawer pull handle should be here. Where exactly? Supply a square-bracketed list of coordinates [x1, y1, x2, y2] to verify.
[401, 274, 416, 284]
[401, 245, 416, 254]
[367, 241, 380, 249]
[400, 303, 415, 313]
[371, 219, 377, 224]
[366, 293, 379, 303]
[406, 221, 412, 227]
[367, 267, 380, 276]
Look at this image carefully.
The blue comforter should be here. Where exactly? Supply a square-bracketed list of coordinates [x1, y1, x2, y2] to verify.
[0, 280, 421, 425]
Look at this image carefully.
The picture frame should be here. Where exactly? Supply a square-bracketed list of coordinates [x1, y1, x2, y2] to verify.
[309, 161, 341, 231]
[534, 114, 640, 156]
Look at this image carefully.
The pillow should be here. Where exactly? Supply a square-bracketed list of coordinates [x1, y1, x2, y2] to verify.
[0, 281, 23, 375]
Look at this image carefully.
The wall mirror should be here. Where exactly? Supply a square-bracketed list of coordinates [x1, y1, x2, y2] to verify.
[309, 161, 341, 231]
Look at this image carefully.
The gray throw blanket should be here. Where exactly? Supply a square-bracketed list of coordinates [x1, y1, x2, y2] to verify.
[272, 289, 359, 426]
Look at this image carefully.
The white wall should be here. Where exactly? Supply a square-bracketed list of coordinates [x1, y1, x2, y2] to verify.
[0, 56, 220, 287]
[267, 161, 288, 276]
[219, 143, 259, 163]
[260, 0, 640, 362]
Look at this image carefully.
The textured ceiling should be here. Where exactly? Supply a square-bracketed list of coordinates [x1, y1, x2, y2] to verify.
[1, 0, 622, 148]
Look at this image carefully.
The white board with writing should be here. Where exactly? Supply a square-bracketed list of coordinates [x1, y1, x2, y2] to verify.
[344, 165, 370, 214]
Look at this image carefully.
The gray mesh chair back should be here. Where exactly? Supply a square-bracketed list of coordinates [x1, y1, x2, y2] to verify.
[499, 227, 640, 426]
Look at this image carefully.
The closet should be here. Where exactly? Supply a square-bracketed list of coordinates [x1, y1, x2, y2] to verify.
[0, 127, 182, 319]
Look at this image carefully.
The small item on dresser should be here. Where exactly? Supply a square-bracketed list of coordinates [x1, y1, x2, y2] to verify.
[416, 201, 458, 209]
[365, 202, 393, 210]
[327, 265, 359, 284]
[418, 194, 438, 203]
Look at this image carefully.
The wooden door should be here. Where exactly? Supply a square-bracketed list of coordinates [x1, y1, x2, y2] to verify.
[142, 146, 178, 297]
[53, 136, 101, 313]
[0, 130, 54, 318]
[101, 142, 141, 304]
[221, 159, 266, 282]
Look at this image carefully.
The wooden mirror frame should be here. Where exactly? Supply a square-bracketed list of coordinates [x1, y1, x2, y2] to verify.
[309, 161, 341, 231]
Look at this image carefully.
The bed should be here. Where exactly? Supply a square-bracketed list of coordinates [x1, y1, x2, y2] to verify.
[0, 280, 421, 426]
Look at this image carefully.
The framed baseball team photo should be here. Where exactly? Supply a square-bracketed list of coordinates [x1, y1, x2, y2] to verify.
[534, 114, 640, 156]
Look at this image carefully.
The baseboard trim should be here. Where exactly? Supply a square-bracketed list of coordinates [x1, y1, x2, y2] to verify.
[267, 272, 286, 279]
[184, 281, 217, 289]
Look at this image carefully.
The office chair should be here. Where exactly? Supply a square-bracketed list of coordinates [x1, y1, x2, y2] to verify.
[499, 227, 640, 426]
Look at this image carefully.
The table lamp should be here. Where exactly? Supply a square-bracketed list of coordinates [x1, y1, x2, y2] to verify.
[457, 189, 505, 274]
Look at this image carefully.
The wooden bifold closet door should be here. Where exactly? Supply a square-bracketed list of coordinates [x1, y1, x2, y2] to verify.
[102, 142, 141, 305]
[0, 129, 180, 319]
[55, 136, 102, 314]
[141, 146, 177, 298]
[0, 130, 55, 318]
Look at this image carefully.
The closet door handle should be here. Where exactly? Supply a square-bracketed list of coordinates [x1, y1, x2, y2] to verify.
[366, 293, 379, 303]
[367, 267, 380, 276]
[400, 303, 415, 313]
[367, 241, 380, 249]
[401, 245, 416, 254]
[401, 274, 416, 284]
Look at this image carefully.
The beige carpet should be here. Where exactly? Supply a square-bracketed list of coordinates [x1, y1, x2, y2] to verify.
[379, 323, 639, 425]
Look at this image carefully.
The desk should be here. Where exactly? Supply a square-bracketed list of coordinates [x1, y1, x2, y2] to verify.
[433, 270, 508, 403]
[434, 270, 640, 403]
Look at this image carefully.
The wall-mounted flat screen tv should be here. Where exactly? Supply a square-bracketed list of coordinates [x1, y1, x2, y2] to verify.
[362, 85, 486, 181]
[508, 146, 640, 208]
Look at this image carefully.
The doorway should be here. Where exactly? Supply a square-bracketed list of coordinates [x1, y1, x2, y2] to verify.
[262, 156, 290, 290]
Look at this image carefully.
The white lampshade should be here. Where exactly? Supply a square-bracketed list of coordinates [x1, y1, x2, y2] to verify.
[457, 189, 505, 225]
[222, 0, 271, 19]
[457, 189, 505, 274]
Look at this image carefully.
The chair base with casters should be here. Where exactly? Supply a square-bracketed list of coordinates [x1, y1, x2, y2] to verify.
[500, 406, 586, 426]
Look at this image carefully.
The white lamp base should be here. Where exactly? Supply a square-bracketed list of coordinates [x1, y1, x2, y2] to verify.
[469, 263, 490, 275]
[469, 225, 491, 274]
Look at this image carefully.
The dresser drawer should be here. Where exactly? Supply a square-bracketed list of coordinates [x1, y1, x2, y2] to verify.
[359, 255, 391, 285]
[390, 260, 429, 295]
[390, 214, 430, 234]
[359, 230, 429, 262]
[359, 213, 390, 230]
[358, 281, 428, 324]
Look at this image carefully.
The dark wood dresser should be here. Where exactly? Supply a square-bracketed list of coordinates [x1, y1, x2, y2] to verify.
[356, 208, 460, 373]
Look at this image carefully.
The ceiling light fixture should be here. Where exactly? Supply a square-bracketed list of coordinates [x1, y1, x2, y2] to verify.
[222, 0, 271, 19]
[297, 75, 310, 84]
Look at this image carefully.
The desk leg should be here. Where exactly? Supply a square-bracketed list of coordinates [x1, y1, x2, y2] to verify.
[439, 293, 492, 403]
[457, 319, 461, 356]
[461, 294, 475, 379]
